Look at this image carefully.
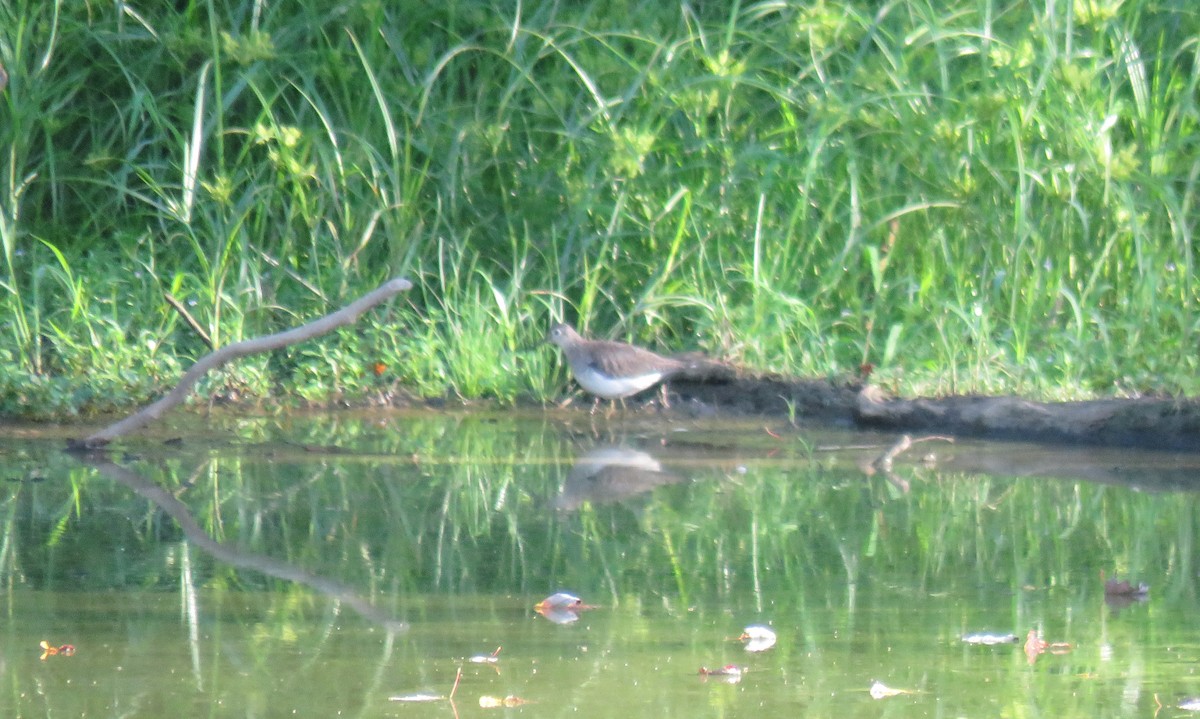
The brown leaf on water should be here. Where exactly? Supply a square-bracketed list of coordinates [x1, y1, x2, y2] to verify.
[534, 592, 598, 624]
[1104, 578, 1149, 597]
[1102, 572, 1149, 612]
[1024, 629, 1071, 665]
[535, 592, 595, 611]
[699, 665, 744, 684]
[39, 641, 76, 660]
[1024, 629, 1048, 664]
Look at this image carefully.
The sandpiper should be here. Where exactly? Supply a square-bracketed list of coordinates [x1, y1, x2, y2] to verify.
[545, 323, 689, 409]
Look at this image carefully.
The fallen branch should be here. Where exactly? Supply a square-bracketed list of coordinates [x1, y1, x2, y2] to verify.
[163, 291, 214, 350]
[75, 277, 413, 449]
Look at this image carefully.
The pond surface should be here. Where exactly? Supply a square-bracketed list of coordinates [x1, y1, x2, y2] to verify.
[2, 409, 1200, 717]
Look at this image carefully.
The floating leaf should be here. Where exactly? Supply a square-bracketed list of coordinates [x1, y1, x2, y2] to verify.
[479, 695, 532, 708]
[535, 592, 597, 624]
[469, 646, 502, 663]
[870, 681, 915, 699]
[1103, 577, 1149, 598]
[961, 632, 1018, 645]
[1103, 572, 1150, 612]
[388, 693, 444, 703]
[1024, 629, 1072, 664]
[535, 592, 589, 611]
[739, 625, 776, 652]
[39, 641, 76, 660]
[699, 665, 744, 684]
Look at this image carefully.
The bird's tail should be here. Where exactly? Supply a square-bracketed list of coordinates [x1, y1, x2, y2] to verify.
[670, 353, 736, 382]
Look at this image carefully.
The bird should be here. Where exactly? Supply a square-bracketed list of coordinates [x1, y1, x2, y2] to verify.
[544, 322, 692, 410]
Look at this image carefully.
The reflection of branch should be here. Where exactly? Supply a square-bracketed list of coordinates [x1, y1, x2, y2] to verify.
[76, 451, 407, 633]
[872, 434, 954, 473]
[77, 277, 413, 448]
[857, 434, 955, 494]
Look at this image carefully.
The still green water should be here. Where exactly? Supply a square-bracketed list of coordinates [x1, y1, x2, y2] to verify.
[2, 410, 1199, 717]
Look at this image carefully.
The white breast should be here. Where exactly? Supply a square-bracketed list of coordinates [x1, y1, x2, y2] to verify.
[572, 366, 665, 399]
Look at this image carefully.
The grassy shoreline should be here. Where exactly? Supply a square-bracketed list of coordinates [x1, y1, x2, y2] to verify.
[1, 1, 1197, 419]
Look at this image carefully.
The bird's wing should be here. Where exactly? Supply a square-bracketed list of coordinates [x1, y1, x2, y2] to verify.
[587, 341, 681, 377]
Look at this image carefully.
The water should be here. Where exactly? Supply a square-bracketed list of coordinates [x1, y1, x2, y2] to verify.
[2, 410, 1199, 717]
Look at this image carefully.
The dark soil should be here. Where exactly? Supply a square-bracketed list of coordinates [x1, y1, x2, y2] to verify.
[666, 373, 1200, 452]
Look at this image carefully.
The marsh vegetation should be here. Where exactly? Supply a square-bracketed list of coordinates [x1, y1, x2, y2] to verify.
[1, 1, 1196, 418]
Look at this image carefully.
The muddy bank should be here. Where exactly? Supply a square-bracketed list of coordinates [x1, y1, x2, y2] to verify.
[666, 374, 1200, 452]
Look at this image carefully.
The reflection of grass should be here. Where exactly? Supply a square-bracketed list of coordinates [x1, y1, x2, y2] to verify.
[22, 414, 1200, 615]
[8, 415, 1200, 714]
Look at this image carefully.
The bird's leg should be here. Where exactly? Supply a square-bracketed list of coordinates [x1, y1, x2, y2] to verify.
[604, 399, 620, 419]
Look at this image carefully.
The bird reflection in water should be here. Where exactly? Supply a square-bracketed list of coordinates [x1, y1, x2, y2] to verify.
[553, 445, 687, 512]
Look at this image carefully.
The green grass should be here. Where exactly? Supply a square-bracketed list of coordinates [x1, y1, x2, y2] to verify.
[0, 0, 1197, 417]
